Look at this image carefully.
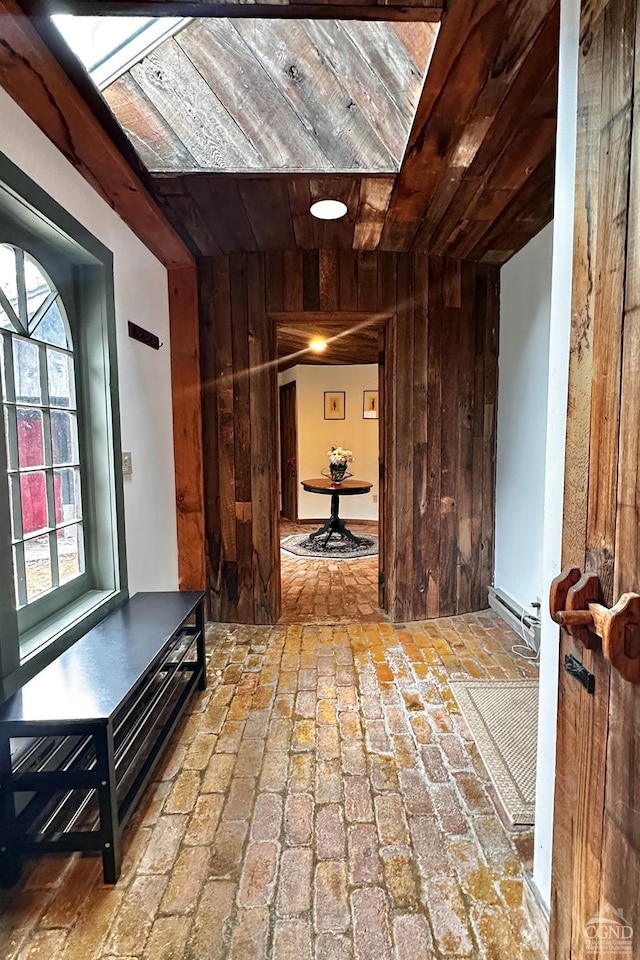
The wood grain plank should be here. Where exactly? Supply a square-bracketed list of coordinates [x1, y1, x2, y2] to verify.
[393, 252, 415, 621]
[437, 258, 459, 618]
[319, 249, 340, 310]
[584, 0, 634, 605]
[211, 256, 238, 619]
[130, 38, 263, 170]
[357, 251, 379, 312]
[198, 259, 221, 613]
[103, 73, 200, 172]
[237, 179, 297, 251]
[176, 18, 332, 170]
[479, 263, 498, 601]
[455, 259, 475, 613]
[169, 266, 205, 591]
[354, 178, 395, 251]
[412, 253, 429, 620]
[231, 18, 397, 171]
[283, 251, 304, 311]
[229, 254, 254, 622]
[248, 254, 280, 623]
[303, 250, 321, 310]
[339, 249, 359, 309]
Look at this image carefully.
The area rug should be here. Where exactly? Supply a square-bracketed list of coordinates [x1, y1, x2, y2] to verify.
[450, 680, 538, 826]
[281, 534, 378, 560]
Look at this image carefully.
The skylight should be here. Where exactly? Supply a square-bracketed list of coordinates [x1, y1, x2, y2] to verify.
[53, 15, 189, 89]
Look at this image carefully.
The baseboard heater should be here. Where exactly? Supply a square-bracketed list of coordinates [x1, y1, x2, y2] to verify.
[488, 586, 541, 654]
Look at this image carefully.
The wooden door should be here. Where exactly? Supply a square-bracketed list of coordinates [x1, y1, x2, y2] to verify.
[550, 0, 640, 955]
[279, 381, 298, 522]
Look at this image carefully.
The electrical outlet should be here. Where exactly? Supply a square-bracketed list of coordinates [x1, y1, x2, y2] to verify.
[122, 451, 133, 478]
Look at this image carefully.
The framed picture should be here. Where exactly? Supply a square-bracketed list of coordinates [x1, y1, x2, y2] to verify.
[324, 391, 345, 420]
[363, 390, 379, 419]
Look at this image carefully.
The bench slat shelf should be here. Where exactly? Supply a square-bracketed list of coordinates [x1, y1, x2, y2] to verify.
[0, 591, 205, 885]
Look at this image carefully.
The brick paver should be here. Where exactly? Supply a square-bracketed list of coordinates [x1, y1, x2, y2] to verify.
[1, 611, 543, 960]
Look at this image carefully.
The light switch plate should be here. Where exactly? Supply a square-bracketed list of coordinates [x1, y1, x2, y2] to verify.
[122, 451, 133, 477]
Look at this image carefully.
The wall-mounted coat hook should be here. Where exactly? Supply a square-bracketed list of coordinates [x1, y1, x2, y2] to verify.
[549, 566, 640, 683]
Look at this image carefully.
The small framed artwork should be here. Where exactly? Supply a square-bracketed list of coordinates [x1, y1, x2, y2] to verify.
[324, 391, 346, 420]
[363, 390, 379, 419]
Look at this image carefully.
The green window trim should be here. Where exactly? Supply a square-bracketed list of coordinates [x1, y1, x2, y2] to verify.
[0, 152, 128, 701]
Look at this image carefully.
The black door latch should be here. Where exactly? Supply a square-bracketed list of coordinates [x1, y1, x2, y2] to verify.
[564, 654, 595, 694]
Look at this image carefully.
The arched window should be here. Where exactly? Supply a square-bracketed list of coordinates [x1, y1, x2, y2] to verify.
[0, 244, 85, 610]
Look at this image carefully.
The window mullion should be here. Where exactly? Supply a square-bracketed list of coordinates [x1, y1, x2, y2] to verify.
[3, 331, 16, 404]
[14, 540, 27, 608]
[9, 472, 23, 540]
[0, 288, 25, 336]
[41, 342, 59, 588]
[15, 249, 28, 330]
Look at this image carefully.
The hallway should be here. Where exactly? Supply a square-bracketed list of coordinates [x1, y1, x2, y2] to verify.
[279, 520, 383, 624]
[1, 614, 542, 960]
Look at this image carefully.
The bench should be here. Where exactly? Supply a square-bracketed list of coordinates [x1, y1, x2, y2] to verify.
[0, 590, 206, 886]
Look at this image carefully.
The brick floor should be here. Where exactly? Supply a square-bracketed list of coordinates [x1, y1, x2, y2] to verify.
[280, 519, 383, 624]
[0, 612, 544, 960]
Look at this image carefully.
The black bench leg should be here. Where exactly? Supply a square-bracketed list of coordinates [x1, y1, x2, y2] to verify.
[0, 737, 20, 887]
[95, 725, 121, 884]
[196, 599, 207, 691]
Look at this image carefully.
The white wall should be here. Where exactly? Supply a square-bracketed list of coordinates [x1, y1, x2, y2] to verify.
[0, 88, 179, 594]
[534, 0, 580, 910]
[495, 223, 553, 612]
[279, 364, 379, 521]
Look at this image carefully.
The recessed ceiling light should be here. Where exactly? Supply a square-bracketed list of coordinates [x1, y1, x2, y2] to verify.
[309, 337, 328, 353]
[310, 199, 348, 221]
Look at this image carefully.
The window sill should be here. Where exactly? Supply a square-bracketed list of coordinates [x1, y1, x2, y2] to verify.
[3, 588, 127, 699]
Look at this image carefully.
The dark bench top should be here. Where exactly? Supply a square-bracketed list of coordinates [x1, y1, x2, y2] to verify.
[0, 592, 204, 728]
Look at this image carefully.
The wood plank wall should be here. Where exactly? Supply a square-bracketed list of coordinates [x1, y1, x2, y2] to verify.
[550, 0, 640, 954]
[199, 250, 498, 624]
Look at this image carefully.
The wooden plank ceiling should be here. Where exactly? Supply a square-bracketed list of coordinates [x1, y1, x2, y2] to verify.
[147, 0, 559, 263]
[45, 0, 558, 265]
[274, 311, 383, 369]
[102, 19, 435, 173]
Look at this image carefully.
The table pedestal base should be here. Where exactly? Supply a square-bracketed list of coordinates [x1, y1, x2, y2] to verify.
[308, 492, 362, 548]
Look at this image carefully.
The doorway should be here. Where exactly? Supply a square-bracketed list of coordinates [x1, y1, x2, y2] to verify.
[275, 315, 387, 624]
[279, 381, 298, 522]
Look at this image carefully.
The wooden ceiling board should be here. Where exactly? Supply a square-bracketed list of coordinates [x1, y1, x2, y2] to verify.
[154, 174, 397, 255]
[229, 18, 398, 169]
[102, 72, 200, 170]
[297, 20, 414, 163]
[419, 54, 558, 255]
[237, 179, 298, 250]
[35, 0, 445, 20]
[174, 19, 334, 170]
[389, 20, 439, 69]
[380, 0, 558, 252]
[104, 18, 431, 173]
[129, 38, 264, 168]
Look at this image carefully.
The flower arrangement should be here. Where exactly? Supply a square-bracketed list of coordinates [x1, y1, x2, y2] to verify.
[327, 445, 354, 465]
[327, 445, 354, 482]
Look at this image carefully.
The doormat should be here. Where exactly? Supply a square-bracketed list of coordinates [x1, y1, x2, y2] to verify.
[281, 534, 378, 560]
[450, 680, 538, 826]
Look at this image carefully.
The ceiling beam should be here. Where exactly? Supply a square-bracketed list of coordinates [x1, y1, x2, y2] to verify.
[0, 0, 194, 267]
[25, 0, 444, 21]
